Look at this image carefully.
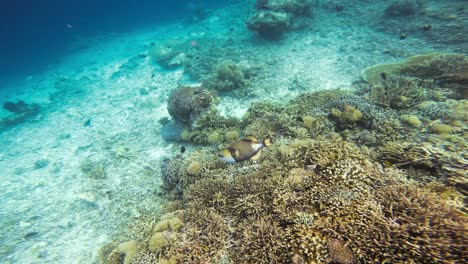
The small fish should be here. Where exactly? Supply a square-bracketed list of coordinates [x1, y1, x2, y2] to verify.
[380, 72, 387, 80]
[84, 118, 92, 127]
[180, 146, 186, 154]
[218, 136, 272, 163]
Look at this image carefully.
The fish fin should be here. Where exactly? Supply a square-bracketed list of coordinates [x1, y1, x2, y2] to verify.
[263, 137, 272, 147]
[227, 147, 240, 159]
[234, 149, 240, 159]
[241, 136, 259, 143]
[249, 149, 263, 161]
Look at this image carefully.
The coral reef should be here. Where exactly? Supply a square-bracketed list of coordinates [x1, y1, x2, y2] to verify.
[330, 105, 363, 125]
[166, 86, 215, 126]
[202, 60, 248, 93]
[247, 0, 314, 39]
[1, 100, 40, 128]
[384, 1, 418, 17]
[101, 55, 467, 263]
[362, 54, 467, 98]
[379, 141, 467, 192]
[247, 10, 292, 39]
[365, 75, 427, 109]
[318, 185, 467, 263]
[149, 41, 188, 69]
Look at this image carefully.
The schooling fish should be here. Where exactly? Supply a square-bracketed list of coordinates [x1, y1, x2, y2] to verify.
[218, 136, 272, 163]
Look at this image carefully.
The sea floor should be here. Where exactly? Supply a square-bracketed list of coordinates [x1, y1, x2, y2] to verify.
[0, 1, 465, 263]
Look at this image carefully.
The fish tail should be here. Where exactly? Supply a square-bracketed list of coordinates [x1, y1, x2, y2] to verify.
[263, 137, 272, 147]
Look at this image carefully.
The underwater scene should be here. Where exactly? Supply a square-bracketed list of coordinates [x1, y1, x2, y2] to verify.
[0, 0, 466, 263]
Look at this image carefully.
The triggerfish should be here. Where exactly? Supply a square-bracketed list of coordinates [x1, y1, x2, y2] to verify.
[218, 136, 272, 163]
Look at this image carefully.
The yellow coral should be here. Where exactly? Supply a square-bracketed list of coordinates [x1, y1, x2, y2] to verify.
[430, 123, 452, 135]
[302, 115, 316, 129]
[402, 115, 422, 128]
[207, 131, 221, 143]
[180, 129, 191, 141]
[186, 161, 202, 176]
[331, 105, 362, 123]
[149, 231, 174, 252]
[117, 240, 138, 264]
[278, 145, 293, 156]
[225, 130, 240, 142]
[154, 217, 184, 233]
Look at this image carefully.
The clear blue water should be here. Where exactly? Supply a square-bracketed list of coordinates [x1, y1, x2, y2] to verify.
[0, 0, 229, 81]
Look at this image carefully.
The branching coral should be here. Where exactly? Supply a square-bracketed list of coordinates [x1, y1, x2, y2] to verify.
[362, 54, 467, 98]
[233, 216, 289, 263]
[325, 94, 405, 142]
[366, 75, 427, 109]
[379, 141, 468, 191]
[317, 185, 467, 263]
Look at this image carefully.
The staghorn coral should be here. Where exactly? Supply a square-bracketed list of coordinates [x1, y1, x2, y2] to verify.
[379, 141, 467, 192]
[362, 54, 468, 97]
[168, 207, 231, 263]
[286, 224, 328, 263]
[318, 185, 468, 263]
[326, 238, 354, 264]
[233, 216, 289, 263]
[400, 53, 468, 85]
[365, 75, 427, 109]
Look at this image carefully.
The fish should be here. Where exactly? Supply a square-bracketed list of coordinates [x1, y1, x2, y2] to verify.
[218, 136, 272, 163]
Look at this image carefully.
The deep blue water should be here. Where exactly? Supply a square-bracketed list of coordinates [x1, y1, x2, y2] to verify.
[0, 0, 229, 83]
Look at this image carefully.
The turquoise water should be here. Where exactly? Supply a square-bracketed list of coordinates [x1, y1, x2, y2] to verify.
[0, 1, 466, 263]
